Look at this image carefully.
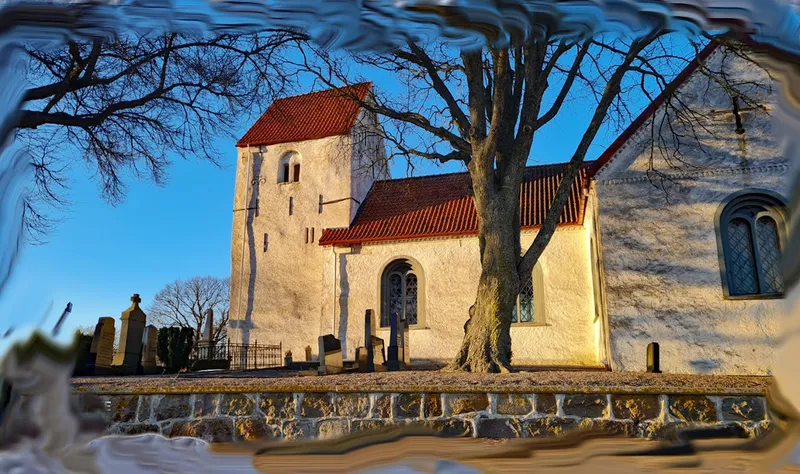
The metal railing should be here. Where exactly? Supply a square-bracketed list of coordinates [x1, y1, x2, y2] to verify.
[192, 340, 283, 370]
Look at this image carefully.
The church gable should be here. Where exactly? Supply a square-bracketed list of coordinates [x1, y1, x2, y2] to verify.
[593, 39, 784, 183]
[319, 161, 594, 246]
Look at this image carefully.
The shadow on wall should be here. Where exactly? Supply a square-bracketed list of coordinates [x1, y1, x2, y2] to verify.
[242, 152, 264, 346]
[337, 253, 350, 358]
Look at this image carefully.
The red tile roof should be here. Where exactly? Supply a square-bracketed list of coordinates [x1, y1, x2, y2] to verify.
[319, 162, 594, 246]
[236, 83, 372, 147]
[588, 41, 720, 174]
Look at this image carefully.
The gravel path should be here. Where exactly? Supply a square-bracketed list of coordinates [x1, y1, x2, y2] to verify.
[71, 369, 771, 395]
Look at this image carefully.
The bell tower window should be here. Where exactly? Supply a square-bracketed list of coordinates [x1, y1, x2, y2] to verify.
[278, 151, 301, 184]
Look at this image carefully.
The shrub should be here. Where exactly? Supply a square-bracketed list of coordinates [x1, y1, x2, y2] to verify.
[157, 327, 195, 373]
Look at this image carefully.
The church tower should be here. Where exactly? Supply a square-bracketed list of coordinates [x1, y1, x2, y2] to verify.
[228, 83, 388, 359]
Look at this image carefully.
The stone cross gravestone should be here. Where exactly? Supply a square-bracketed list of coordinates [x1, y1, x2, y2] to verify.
[112, 294, 147, 371]
[318, 334, 343, 375]
[141, 325, 158, 368]
[89, 317, 115, 369]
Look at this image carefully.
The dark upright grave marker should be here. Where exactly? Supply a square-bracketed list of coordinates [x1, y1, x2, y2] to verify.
[647, 342, 661, 373]
[318, 334, 343, 375]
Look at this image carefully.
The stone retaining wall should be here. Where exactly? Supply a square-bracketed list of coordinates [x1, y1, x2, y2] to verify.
[76, 392, 771, 443]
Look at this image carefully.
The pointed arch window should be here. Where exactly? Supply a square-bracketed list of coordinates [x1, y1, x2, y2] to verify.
[716, 190, 788, 299]
[381, 259, 424, 328]
[511, 262, 545, 324]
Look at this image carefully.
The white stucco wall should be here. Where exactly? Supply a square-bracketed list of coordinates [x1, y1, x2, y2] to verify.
[319, 218, 603, 367]
[229, 110, 387, 359]
[596, 46, 791, 375]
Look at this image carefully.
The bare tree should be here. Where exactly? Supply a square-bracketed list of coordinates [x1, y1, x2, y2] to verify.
[147, 276, 230, 347]
[296, 30, 770, 372]
[16, 30, 305, 241]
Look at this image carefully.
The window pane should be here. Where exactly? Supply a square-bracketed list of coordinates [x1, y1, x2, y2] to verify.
[387, 273, 403, 327]
[519, 277, 534, 322]
[405, 273, 418, 325]
[756, 217, 785, 293]
[511, 304, 518, 323]
[727, 218, 759, 295]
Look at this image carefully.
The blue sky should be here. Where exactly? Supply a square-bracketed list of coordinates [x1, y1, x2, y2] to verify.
[0, 39, 684, 347]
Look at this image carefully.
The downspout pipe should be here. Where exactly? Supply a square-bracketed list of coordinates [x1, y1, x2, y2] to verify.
[235, 146, 255, 344]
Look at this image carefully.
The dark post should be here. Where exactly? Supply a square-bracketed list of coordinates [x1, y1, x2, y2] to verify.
[365, 309, 375, 372]
[387, 312, 399, 371]
[647, 342, 661, 373]
[397, 314, 406, 369]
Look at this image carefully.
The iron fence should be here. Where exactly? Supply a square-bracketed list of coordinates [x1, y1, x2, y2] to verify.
[192, 340, 283, 370]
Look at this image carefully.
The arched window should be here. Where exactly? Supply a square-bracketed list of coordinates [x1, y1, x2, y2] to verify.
[278, 152, 300, 183]
[716, 190, 788, 299]
[511, 262, 545, 324]
[380, 259, 424, 328]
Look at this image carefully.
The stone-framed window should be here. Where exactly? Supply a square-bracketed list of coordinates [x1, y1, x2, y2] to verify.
[715, 189, 788, 300]
[511, 262, 546, 325]
[278, 151, 300, 183]
[380, 258, 425, 328]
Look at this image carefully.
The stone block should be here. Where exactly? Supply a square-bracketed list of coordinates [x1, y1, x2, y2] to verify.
[580, 419, 635, 437]
[423, 394, 442, 418]
[351, 419, 389, 433]
[668, 396, 718, 423]
[496, 394, 533, 416]
[167, 418, 234, 443]
[282, 420, 315, 440]
[476, 418, 524, 438]
[154, 395, 192, 422]
[525, 417, 579, 438]
[332, 394, 369, 418]
[259, 393, 295, 423]
[137, 396, 153, 422]
[318, 419, 350, 439]
[115, 423, 161, 436]
[395, 393, 422, 419]
[300, 393, 333, 418]
[193, 394, 219, 418]
[318, 335, 343, 375]
[444, 393, 489, 415]
[535, 394, 557, 415]
[235, 417, 279, 441]
[721, 397, 765, 422]
[75, 393, 107, 416]
[562, 394, 608, 418]
[422, 419, 473, 437]
[373, 394, 392, 418]
[109, 396, 139, 423]
[219, 394, 256, 416]
[611, 395, 661, 422]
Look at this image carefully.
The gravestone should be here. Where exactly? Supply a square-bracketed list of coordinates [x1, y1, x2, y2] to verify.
[364, 309, 375, 372]
[318, 334, 343, 375]
[305, 345, 312, 361]
[647, 342, 661, 373]
[371, 335, 386, 365]
[141, 325, 158, 368]
[112, 294, 147, 372]
[386, 312, 402, 371]
[90, 317, 116, 369]
[200, 308, 214, 346]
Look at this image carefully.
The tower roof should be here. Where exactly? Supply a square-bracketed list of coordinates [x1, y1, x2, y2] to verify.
[236, 82, 372, 148]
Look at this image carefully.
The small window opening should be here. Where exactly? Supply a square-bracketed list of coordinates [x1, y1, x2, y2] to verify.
[263, 233, 268, 252]
[311, 228, 315, 242]
[293, 163, 301, 182]
[319, 195, 324, 214]
[282, 163, 290, 183]
[305, 228, 309, 243]
[289, 197, 293, 216]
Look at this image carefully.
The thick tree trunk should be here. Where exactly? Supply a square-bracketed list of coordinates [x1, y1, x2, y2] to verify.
[445, 192, 520, 373]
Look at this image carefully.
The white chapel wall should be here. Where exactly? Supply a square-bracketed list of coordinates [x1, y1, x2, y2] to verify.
[596, 46, 791, 375]
[320, 225, 601, 367]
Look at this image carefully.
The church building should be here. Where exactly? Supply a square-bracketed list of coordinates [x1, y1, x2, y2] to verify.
[228, 41, 790, 375]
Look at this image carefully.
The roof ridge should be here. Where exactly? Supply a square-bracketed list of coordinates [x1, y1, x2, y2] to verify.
[271, 82, 372, 104]
[374, 160, 598, 185]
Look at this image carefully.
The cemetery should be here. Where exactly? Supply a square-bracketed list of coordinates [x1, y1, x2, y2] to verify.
[70, 294, 776, 444]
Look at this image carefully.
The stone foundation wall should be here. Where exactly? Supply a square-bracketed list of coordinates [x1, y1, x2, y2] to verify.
[75, 391, 771, 443]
